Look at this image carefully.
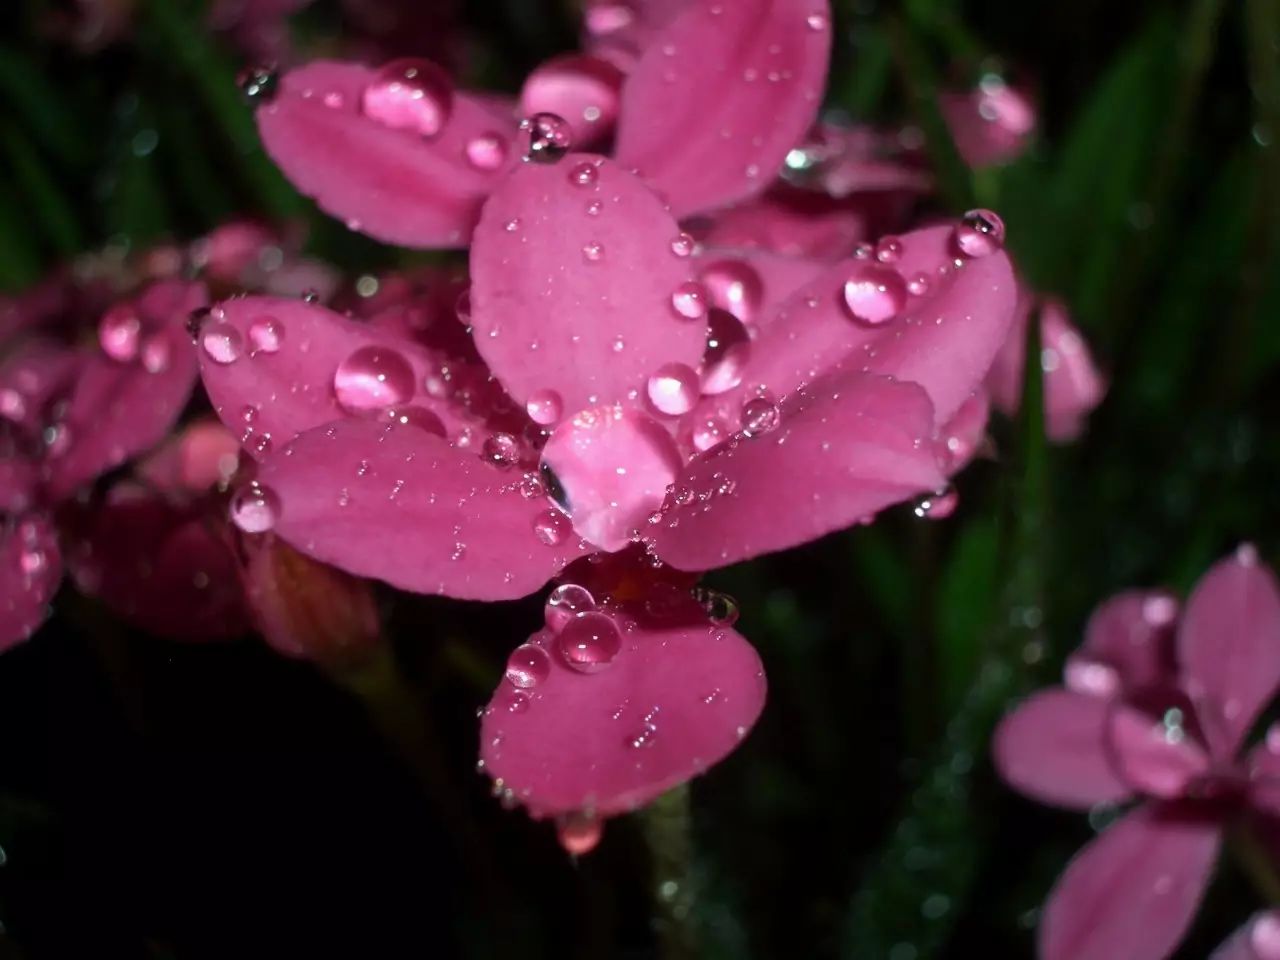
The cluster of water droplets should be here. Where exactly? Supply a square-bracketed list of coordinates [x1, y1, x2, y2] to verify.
[96, 303, 176, 375]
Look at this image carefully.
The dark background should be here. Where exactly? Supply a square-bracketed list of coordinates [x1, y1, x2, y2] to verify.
[1, 0, 1278, 956]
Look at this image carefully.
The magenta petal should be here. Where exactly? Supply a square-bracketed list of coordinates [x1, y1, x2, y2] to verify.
[0, 454, 38, 514]
[0, 514, 62, 651]
[0, 337, 80, 430]
[1178, 547, 1280, 759]
[1106, 698, 1212, 799]
[693, 248, 829, 325]
[42, 284, 205, 500]
[993, 689, 1132, 810]
[198, 296, 470, 456]
[256, 419, 586, 600]
[653, 373, 944, 570]
[470, 154, 703, 413]
[68, 485, 247, 641]
[695, 224, 1018, 429]
[256, 61, 517, 248]
[614, 0, 832, 217]
[519, 54, 624, 150]
[937, 390, 990, 473]
[693, 190, 870, 261]
[1210, 913, 1280, 960]
[1072, 590, 1179, 696]
[480, 611, 765, 817]
[1039, 803, 1220, 960]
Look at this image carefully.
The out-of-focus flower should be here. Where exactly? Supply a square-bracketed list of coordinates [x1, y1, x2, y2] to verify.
[986, 293, 1107, 442]
[246, 0, 834, 247]
[940, 74, 1037, 169]
[994, 547, 1280, 960]
[208, 0, 314, 65]
[189, 219, 341, 301]
[1210, 911, 1280, 960]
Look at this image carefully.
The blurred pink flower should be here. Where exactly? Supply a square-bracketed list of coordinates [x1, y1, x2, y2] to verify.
[986, 293, 1107, 442]
[1211, 911, 1280, 960]
[940, 74, 1037, 169]
[994, 547, 1280, 960]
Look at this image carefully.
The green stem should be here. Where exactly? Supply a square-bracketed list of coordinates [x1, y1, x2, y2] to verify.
[641, 785, 699, 960]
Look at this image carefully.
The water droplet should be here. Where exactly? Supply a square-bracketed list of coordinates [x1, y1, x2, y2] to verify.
[568, 160, 599, 187]
[647, 363, 699, 416]
[98, 305, 141, 362]
[953, 209, 1006, 258]
[546, 583, 595, 630]
[526, 389, 564, 426]
[913, 487, 957, 520]
[1251, 914, 1280, 960]
[694, 587, 739, 626]
[671, 281, 709, 321]
[140, 334, 171, 373]
[465, 132, 507, 170]
[670, 233, 695, 257]
[702, 309, 750, 395]
[237, 65, 278, 103]
[201, 322, 244, 364]
[556, 812, 603, 856]
[248, 316, 284, 354]
[700, 260, 763, 321]
[1063, 655, 1121, 698]
[739, 397, 780, 436]
[806, 11, 829, 30]
[582, 240, 605, 263]
[876, 236, 903, 263]
[505, 643, 551, 689]
[483, 432, 520, 468]
[691, 417, 728, 452]
[230, 482, 280, 533]
[361, 58, 453, 137]
[842, 264, 907, 325]
[386, 406, 446, 436]
[907, 272, 931, 296]
[557, 612, 621, 673]
[586, 199, 603, 216]
[523, 112, 573, 162]
[533, 509, 571, 546]
[333, 346, 416, 413]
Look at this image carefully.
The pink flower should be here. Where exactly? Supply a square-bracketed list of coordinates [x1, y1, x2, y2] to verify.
[993, 547, 1280, 960]
[940, 74, 1037, 169]
[247, 0, 834, 247]
[1211, 911, 1280, 960]
[986, 292, 1107, 442]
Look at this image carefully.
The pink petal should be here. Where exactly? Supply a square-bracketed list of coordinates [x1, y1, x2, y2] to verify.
[42, 283, 205, 500]
[255, 419, 586, 600]
[652, 372, 944, 570]
[692, 248, 829, 324]
[693, 223, 1018, 429]
[1177, 547, 1280, 759]
[1070, 590, 1180, 696]
[1039, 803, 1220, 960]
[480, 588, 765, 817]
[67, 485, 248, 641]
[519, 54, 624, 150]
[693, 189, 870, 261]
[0, 337, 81, 431]
[992, 689, 1132, 810]
[0, 452, 38, 513]
[0, 514, 62, 651]
[937, 390, 990, 473]
[582, 0, 688, 66]
[940, 79, 1037, 170]
[469, 154, 703, 414]
[614, 0, 832, 218]
[197, 295, 474, 457]
[256, 61, 517, 248]
[135, 420, 243, 496]
[1105, 693, 1212, 799]
[1210, 912, 1280, 960]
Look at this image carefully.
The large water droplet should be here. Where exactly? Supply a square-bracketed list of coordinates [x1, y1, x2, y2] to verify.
[230, 482, 280, 533]
[526, 389, 564, 426]
[700, 260, 764, 321]
[248, 315, 284, 354]
[671, 281, 710, 321]
[694, 587, 739, 626]
[201, 322, 244, 364]
[98, 305, 141, 362]
[739, 397, 780, 436]
[505, 643, 551, 689]
[557, 611, 622, 673]
[334, 345, 416, 414]
[237, 65, 278, 104]
[483, 432, 521, 468]
[361, 59, 453, 137]
[842, 264, 907, 326]
[523, 112, 573, 163]
[545, 583, 595, 631]
[556, 812, 603, 856]
[702, 309, 750, 395]
[647, 363, 699, 416]
[466, 132, 507, 170]
[533, 509, 571, 546]
[953, 209, 1006, 258]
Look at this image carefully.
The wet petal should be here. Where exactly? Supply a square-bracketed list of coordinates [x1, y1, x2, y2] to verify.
[937, 390, 990, 473]
[255, 60, 517, 248]
[692, 247, 828, 325]
[1039, 803, 1220, 960]
[1178, 547, 1280, 759]
[1106, 694, 1212, 799]
[692, 189, 870, 261]
[940, 79, 1037, 170]
[0, 514, 62, 651]
[614, 0, 832, 217]
[993, 689, 1132, 810]
[1073, 590, 1180, 696]
[255, 419, 586, 600]
[519, 54, 624, 150]
[0, 337, 81, 431]
[198, 295, 472, 457]
[480, 599, 765, 817]
[653, 372, 944, 570]
[469, 154, 702, 414]
[135, 420, 243, 496]
[693, 223, 1018, 429]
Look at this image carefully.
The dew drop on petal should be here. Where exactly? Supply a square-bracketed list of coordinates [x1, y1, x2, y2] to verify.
[557, 611, 622, 673]
[556, 812, 603, 856]
[361, 58, 453, 138]
[229, 482, 280, 533]
[582, 241, 605, 263]
[740, 397, 780, 436]
[647, 362, 699, 416]
[875, 236, 903, 263]
[1063, 655, 1121, 698]
[505, 643, 551, 689]
[671, 281, 710, 321]
[482, 431, 520, 468]
[694, 587, 739, 626]
[691, 416, 729, 452]
[533, 508, 572, 546]
[248, 315, 284, 354]
[545, 582, 596, 630]
[670, 233, 695, 257]
[523, 112, 573, 163]
[465, 132, 507, 170]
[333, 346, 416, 414]
[568, 160, 599, 187]
[842, 264, 907, 326]
[526, 389, 564, 426]
[201, 322, 244, 364]
[953, 209, 1006, 258]
[913, 487, 958, 519]
[98, 305, 142, 362]
[701, 260, 764, 321]
[702, 309, 751, 395]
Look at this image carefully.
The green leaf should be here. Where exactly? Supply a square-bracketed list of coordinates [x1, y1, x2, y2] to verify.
[0, 45, 91, 168]
[934, 515, 1001, 713]
[1, 127, 83, 256]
